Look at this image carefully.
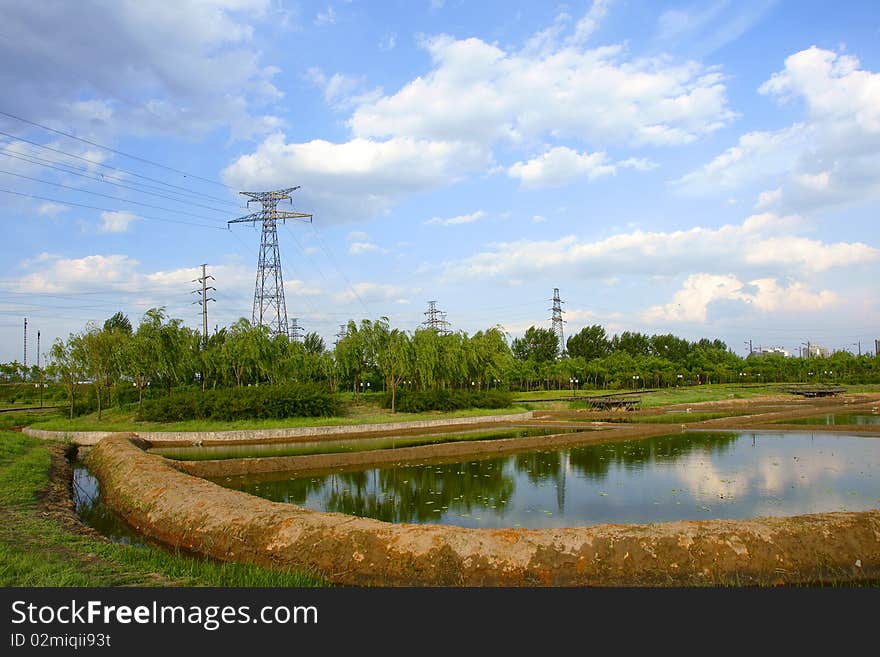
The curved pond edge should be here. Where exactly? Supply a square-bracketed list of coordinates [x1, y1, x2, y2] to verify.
[85, 435, 880, 587]
[23, 410, 535, 446]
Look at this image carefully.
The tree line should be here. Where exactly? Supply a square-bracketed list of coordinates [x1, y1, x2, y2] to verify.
[3, 309, 878, 417]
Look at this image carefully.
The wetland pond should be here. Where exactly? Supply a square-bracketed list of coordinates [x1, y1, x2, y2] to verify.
[214, 431, 880, 528]
[785, 413, 880, 426]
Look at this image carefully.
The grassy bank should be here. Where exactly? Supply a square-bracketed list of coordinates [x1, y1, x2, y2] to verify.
[0, 419, 326, 586]
[27, 404, 530, 433]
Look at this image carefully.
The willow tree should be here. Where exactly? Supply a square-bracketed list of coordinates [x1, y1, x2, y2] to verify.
[336, 319, 381, 399]
[377, 328, 412, 412]
[80, 322, 121, 420]
[222, 318, 273, 386]
[48, 333, 87, 419]
[125, 314, 161, 407]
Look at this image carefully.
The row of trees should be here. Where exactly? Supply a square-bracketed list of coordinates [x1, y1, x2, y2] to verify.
[15, 309, 880, 417]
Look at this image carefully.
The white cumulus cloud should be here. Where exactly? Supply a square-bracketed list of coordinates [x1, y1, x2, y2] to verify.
[642, 273, 838, 323]
[98, 210, 137, 233]
[676, 46, 880, 213]
[425, 210, 486, 226]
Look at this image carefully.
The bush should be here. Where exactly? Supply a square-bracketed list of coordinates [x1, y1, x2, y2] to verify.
[379, 389, 513, 413]
[136, 384, 340, 422]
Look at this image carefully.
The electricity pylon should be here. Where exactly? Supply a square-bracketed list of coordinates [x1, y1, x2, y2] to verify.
[422, 300, 451, 335]
[550, 288, 566, 357]
[228, 187, 312, 338]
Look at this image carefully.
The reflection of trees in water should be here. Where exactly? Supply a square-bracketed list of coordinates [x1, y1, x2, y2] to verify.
[568, 432, 740, 481]
[514, 451, 568, 512]
[514, 451, 561, 484]
[72, 467, 141, 544]
[237, 459, 515, 523]
[233, 432, 743, 521]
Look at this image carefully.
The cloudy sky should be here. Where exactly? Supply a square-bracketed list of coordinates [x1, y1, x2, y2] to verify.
[1, 0, 878, 362]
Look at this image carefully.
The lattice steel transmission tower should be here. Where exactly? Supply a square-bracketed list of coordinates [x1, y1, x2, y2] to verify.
[228, 187, 312, 338]
[422, 300, 451, 335]
[290, 318, 303, 342]
[335, 323, 347, 347]
[549, 288, 566, 356]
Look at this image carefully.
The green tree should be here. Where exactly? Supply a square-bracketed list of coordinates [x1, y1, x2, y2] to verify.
[48, 334, 87, 419]
[124, 311, 163, 407]
[566, 325, 611, 361]
[103, 311, 132, 335]
[376, 328, 413, 412]
[611, 331, 651, 357]
[512, 326, 558, 364]
[80, 323, 123, 419]
[302, 332, 325, 356]
[223, 318, 272, 386]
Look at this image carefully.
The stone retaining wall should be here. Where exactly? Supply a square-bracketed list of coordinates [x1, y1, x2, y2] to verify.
[87, 435, 880, 587]
[25, 411, 534, 446]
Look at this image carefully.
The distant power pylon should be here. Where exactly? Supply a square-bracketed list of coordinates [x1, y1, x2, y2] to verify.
[422, 300, 451, 335]
[22, 317, 27, 370]
[549, 288, 566, 356]
[335, 323, 347, 347]
[228, 187, 312, 338]
[290, 318, 303, 342]
[191, 264, 216, 346]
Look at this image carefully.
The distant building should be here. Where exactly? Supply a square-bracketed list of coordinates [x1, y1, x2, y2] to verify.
[801, 344, 829, 358]
[754, 346, 789, 357]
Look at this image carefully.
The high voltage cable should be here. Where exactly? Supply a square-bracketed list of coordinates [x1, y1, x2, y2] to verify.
[0, 169, 228, 223]
[0, 108, 234, 190]
[0, 188, 225, 230]
[0, 143, 239, 210]
[0, 130, 238, 206]
[0, 150, 233, 214]
[307, 223, 373, 317]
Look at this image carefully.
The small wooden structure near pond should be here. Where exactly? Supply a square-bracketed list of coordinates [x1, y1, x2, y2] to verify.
[783, 386, 845, 398]
[584, 392, 643, 411]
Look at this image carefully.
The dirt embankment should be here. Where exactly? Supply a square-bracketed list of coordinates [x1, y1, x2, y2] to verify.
[87, 435, 880, 587]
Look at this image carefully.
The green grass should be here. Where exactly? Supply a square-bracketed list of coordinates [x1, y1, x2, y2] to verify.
[0, 409, 62, 430]
[0, 426, 326, 586]
[27, 404, 531, 433]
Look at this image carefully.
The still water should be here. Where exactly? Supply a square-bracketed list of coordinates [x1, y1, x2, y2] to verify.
[215, 431, 880, 528]
[786, 414, 880, 426]
[73, 465, 146, 545]
[151, 425, 599, 461]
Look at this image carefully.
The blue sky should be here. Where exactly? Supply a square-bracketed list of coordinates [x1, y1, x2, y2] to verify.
[1, 0, 878, 363]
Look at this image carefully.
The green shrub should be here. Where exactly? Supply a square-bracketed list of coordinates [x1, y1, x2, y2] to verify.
[380, 389, 513, 413]
[135, 384, 340, 422]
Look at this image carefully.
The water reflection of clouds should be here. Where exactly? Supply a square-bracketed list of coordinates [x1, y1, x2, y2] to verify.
[227, 432, 880, 528]
[672, 452, 748, 500]
[755, 452, 845, 496]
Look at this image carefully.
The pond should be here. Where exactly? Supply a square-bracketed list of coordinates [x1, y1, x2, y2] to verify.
[151, 425, 600, 461]
[73, 464, 146, 545]
[214, 431, 880, 528]
[785, 413, 880, 426]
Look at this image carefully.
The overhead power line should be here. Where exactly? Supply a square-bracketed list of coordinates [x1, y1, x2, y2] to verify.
[0, 108, 234, 190]
[0, 130, 238, 206]
[0, 169, 227, 223]
[0, 149, 233, 214]
[0, 188, 226, 230]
